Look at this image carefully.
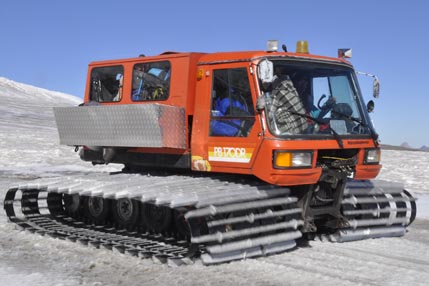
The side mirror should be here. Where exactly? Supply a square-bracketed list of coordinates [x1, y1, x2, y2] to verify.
[367, 100, 375, 113]
[373, 78, 380, 98]
[258, 59, 274, 84]
[356, 71, 380, 98]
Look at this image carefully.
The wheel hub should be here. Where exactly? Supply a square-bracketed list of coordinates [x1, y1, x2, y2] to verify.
[88, 197, 104, 217]
[117, 198, 133, 221]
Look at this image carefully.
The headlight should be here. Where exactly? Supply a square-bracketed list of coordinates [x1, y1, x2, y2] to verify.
[364, 148, 381, 164]
[274, 151, 313, 169]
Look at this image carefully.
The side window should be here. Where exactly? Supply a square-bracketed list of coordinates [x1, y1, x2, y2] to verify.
[90, 66, 124, 102]
[210, 68, 255, 137]
[132, 61, 171, 101]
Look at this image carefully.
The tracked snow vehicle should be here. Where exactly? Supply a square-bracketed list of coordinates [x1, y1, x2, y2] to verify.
[4, 41, 416, 265]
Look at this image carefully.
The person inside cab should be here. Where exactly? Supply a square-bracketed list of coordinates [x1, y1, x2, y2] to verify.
[210, 74, 250, 137]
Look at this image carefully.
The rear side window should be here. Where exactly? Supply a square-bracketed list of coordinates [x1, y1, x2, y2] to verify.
[90, 65, 124, 102]
[132, 61, 171, 101]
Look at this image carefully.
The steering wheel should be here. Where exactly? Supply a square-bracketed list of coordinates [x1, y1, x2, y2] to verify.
[317, 94, 336, 119]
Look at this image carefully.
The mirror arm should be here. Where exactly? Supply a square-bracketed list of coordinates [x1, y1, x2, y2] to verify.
[356, 71, 380, 98]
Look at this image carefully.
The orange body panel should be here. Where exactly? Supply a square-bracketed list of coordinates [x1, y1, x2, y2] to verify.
[85, 52, 205, 109]
[354, 164, 382, 179]
[252, 138, 322, 186]
[82, 50, 381, 186]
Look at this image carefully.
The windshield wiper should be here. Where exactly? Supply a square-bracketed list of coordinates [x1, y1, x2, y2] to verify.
[331, 110, 379, 146]
[286, 110, 344, 148]
[279, 108, 379, 149]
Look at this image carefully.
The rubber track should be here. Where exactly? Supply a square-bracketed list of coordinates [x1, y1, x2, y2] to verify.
[4, 174, 415, 264]
[3, 172, 303, 265]
[325, 180, 417, 242]
[4, 187, 194, 266]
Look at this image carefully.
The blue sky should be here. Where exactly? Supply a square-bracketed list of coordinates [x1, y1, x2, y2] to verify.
[1, 0, 428, 147]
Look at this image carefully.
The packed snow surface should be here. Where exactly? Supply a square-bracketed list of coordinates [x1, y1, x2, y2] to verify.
[0, 78, 428, 285]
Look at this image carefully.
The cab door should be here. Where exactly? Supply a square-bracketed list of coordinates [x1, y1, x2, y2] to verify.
[191, 64, 262, 173]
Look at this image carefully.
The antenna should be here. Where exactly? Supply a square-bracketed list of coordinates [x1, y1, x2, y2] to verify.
[282, 44, 288, 52]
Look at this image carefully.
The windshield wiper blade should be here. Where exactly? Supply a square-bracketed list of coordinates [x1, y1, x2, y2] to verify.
[332, 110, 364, 125]
[331, 110, 379, 146]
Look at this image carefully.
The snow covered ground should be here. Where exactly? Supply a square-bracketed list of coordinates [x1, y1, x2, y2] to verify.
[0, 77, 428, 286]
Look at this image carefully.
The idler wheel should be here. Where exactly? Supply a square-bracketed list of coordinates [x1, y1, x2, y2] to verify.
[63, 194, 81, 215]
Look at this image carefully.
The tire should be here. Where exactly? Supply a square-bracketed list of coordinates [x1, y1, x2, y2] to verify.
[112, 198, 139, 229]
[84, 196, 110, 225]
[63, 194, 81, 215]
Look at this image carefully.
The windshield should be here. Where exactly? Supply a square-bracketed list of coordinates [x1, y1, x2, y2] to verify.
[260, 60, 372, 137]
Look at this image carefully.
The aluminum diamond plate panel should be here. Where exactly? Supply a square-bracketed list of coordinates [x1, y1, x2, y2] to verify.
[54, 104, 186, 149]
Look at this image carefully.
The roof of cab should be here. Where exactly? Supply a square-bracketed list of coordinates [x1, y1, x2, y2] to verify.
[88, 52, 206, 66]
[88, 50, 351, 67]
[197, 50, 351, 66]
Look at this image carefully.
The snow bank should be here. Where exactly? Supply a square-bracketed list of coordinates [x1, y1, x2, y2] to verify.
[0, 77, 81, 105]
[0, 77, 428, 286]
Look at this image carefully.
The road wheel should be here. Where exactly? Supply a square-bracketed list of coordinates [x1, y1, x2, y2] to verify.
[112, 198, 139, 229]
[84, 196, 110, 225]
[63, 194, 81, 216]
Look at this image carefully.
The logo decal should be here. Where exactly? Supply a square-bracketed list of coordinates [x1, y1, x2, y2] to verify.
[208, 147, 253, 163]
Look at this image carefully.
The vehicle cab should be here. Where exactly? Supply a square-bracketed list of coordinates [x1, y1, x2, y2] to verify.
[191, 41, 381, 187]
